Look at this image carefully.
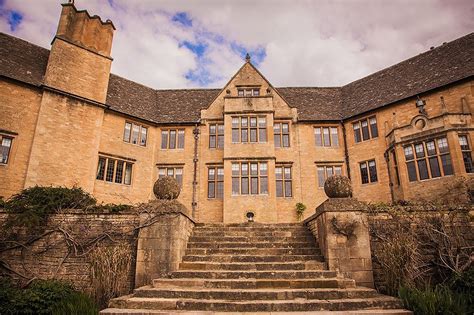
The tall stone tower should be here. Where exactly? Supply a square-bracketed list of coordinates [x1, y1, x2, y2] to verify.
[25, 3, 115, 191]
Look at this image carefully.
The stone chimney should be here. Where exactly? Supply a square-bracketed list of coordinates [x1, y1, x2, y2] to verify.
[43, 2, 115, 103]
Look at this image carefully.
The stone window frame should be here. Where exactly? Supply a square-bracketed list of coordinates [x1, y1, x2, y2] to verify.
[316, 164, 343, 188]
[391, 149, 401, 186]
[274, 122, 291, 148]
[123, 121, 148, 147]
[161, 128, 185, 150]
[231, 161, 268, 196]
[207, 165, 224, 199]
[275, 164, 293, 197]
[158, 165, 184, 187]
[209, 123, 224, 149]
[96, 156, 133, 185]
[403, 137, 453, 182]
[0, 134, 14, 165]
[231, 116, 267, 144]
[359, 159, 378, 184]
[237, 88, 260, 97]
[459, 134, 474, 174]
[352, 116, 378, 143]
[314, 126, 339, 147]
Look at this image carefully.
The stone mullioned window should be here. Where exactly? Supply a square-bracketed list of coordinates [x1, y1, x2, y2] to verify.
[232, 116, 267, 143]
[314, 126, 339, 147]
[208, 166, 224, 199]
[359, 159, 378, 184]
[231, 162, 268, 195]
[317, 165, 342, 187]
[237, 88, 260, 97]
[404, 137, 453, 182]
[161, 129, 185, 149]
[96, 156, 133, 185]
[459, 135, 473, 173]
[158, 166, 183, 187]
[274, 122, 290, 148]
[275, 165, 292, 197]
[123, 122, 147, 146]
[1, 135, 13, 164]
[353, 116, 378, 143]
[209, 123, 224, 149]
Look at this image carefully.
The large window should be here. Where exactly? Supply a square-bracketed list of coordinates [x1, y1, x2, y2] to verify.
[404, 137, 453, 182]
[459, 135, 473, 173]
[317, 165, 342, 187]
[237, 88, 260, 97]
[231, 116, 267, 143]
[96, 156, 133, 185]
[231, 162, 268, 195]
[353, 116, 378, 143]
[314, 127, 339, 147]
[274, 122, 290, 147]
[123, 122, 147, 146]
[161, 129, 185, 149]
[158, 166, 183, 187]
[208, 166, 224, 199]
[359, 160, 377, 184]
[276, 165, 292, 197]
[209, 124, 224, 149]
[1, 136, 13, 164]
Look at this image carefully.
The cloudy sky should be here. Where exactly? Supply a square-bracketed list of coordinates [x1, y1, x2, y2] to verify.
[0, 0, 473, 89]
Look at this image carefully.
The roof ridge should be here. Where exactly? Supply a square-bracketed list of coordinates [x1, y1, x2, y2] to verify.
[343, 32, 474, 88]
[0, 32, 50, 53]
[276, 86, 341, 89]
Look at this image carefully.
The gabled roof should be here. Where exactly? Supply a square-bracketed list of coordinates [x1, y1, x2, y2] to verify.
[1, 31, 473, 123]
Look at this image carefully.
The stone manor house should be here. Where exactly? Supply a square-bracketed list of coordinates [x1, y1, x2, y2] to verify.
[1, 3, 473, 223]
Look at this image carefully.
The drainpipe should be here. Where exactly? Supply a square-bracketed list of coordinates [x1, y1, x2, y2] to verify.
[341, 120, 351, 180]
[191, 119, 201, 219]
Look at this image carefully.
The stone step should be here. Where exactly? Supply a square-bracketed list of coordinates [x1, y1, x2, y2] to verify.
[193, 225, 310, 232]
[185, 247, 321, 256]
[182, 254, 323, 263]
[107, 296, 404, 312]
[179, 260, 327, 271]
[152, 278, 355, 289]
[189, 235, 315, 243]
[101, 308, 412, 314]
[133, 286, 380, 300]
[187, 241, 316, 249]
[195, 223, 305, 228]
[169, 270, 337, 280]
[192, 230, 312, 237]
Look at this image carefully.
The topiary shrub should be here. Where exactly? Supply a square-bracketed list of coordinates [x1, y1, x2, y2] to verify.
[324, 175, 352, 198]
[153, 177, 180, 200]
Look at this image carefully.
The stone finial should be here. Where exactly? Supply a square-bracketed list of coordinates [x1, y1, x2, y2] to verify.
[324, 175, 352, 198]
[153, 176, 180, 200]
[245, 53, 251, 62]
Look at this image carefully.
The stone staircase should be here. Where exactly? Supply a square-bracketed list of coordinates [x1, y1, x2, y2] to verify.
[101, 223, 409, 314]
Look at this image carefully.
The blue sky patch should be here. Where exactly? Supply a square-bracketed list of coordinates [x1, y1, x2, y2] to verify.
[231, 42, 266, 66]
[7, 10, 23, 32]
[181, 40, 207, 58]
[172, 12, 192, 27]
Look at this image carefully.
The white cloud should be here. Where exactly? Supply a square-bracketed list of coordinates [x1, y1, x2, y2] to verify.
[1, 0, 473, 89]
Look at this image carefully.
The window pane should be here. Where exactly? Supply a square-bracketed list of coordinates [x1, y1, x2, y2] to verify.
[241, 117, 248, 127]
[96, 157, 106, 180]
[238, 90, 244, 97]
[1, 137, 12, 164]
[284, 167, 291, 179]
[232, 163, 239, 176]
[259, 127, 267, 142]
[241, 177, 249, 194]
[274, 123, 281, 133]
[208, 182, 215, 198]
[140, 127, 147, 146]
[232, 177, 239, 194]
[250, 117, 257, 127]
[241, 129, 248, 142]
[368, 160, 377, 182]
[258, 117, 266, 127]
[250, 163, 258, 175]
[441, 154, 453, 175]
[260, 163, 268, 175]
[241, 163, 248, 176]
[360, 163, 369, 184]
[106, 159, 115, 182]
[353, 123, 361, 143]
[218, 135, 224, 148]
[361, 120, 370, 141]
[426, 141, 436, 156]
[463, 152, 474, 173]
[437, 138, 449, 153]
[218, 124, 225, 135]
[124, 163, 132, 185]
[217, 167, 224, 180]
[429, 157, 441, 178]
[169, 130, 176, 149]
[115, 161, 124, 183]
[178, 130, 185, 148]
[275, 134, 281, 147]
[314, 128, 322, 146]
[260, 176, 268, 194]
[158, 168, 166, 178]
[330, 127, 338, 146]
[167, 168, 174, 176]
[131, 124, 140, 144]
[276, 180, 283, 197]
[369, 117, 378, 138]
[323, 127, 330, 146]
[210, 125, 216, 135]
[415, 143, 425, 158]
[251, 177, 258, 194]
[417, 159, 429, 180]
[232, 129, 239, 143]
[161, 131, 168, 149]
[285, 181, 292, 197]
[250, 128, 257, 142]
[326, 167, 333, 178]
[404, 146, 414, 160]
[253, 89, 260, 96]
[282, 123, 289, 133]
[209, 135, 216, 148]
[407, 161, 417, 182]
[334, 166, 342, 176]
[275, 167, 282, 180]
[208, 168, 215, 180]
[123, 123, 131, 142]
[282, 134, 289, 147]
[245, 89, 252, 96]
[217, 181, 224, 198]
[459, 135, 470, 150]
[317, 167, 325, 187]
[175, 168, 183, 186]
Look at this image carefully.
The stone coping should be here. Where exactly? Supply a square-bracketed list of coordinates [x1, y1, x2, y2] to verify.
[304, 198, 368, 224]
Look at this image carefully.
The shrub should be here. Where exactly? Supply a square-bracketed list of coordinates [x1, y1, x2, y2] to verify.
[295, 203, 307, 221]
[0, 278, 98, 315]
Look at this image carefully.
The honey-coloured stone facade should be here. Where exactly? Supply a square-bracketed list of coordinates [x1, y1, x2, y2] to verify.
[1, 3, 473, 223]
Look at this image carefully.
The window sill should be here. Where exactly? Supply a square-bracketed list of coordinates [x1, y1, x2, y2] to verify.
[231, 194, 269, 197]
[207, 198, 224, 201]
[360, 181, 379, 186]
[95, 179, 132, 187]
[353, 137, 379, 145]
[408, 174, 454, 184]
[160, 148, 185, 151]
[0, 163, 7, 167]
[123, 141, 147, 148]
